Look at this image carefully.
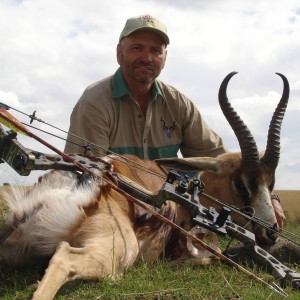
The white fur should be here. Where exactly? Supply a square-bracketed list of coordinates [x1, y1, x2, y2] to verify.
[2, 171, 99, 256]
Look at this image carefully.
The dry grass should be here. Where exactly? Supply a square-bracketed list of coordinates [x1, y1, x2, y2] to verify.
[274, 190, 300, 222]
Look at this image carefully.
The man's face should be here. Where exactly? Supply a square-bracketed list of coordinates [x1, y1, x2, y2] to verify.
[117, 30, 167, 85]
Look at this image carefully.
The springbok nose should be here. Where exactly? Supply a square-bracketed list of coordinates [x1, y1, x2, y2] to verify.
[254, 223, 279, 245]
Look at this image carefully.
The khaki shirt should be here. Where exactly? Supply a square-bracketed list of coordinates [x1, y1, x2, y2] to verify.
[64, 68, 226, 159]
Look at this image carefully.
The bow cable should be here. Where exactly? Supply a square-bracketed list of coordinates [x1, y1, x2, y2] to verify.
[0, 102, 165, 179]
[201, 192, 300, 246]
[0, 108, 289, 297]
[0, 103, 299, 245]
[20, 118, 300, 244]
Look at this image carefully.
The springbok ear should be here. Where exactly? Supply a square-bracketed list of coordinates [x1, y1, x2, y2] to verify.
[155, 157, 220, 172]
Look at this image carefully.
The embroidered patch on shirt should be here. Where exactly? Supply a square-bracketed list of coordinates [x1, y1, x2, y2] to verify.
[161, 118, 176, 139]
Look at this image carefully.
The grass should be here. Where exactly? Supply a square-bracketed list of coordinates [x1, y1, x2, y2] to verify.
[275, 190, 300, 222]
[0, 258, 292, 299]
[0, 190, 299, 299]
[1, 223, 299, 299]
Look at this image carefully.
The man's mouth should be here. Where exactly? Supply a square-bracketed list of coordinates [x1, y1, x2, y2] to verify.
[135, 65, 153, 72]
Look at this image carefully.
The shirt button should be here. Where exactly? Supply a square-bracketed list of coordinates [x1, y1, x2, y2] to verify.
[138, 113, 143, 118]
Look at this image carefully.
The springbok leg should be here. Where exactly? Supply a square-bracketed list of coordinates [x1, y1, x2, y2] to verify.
[32, 239, 138, 300]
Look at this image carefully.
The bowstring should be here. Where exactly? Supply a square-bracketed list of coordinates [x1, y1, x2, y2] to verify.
[24, 123, 300, 246]
[0, 101, 165, 178]
[25, 121, 166, 179]
[201, 192, 300, 246]
[3, 103, 300, 245]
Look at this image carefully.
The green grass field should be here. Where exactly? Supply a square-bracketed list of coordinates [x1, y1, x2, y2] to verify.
[59, 258, 298, 300]
[0, 190, 299, 299]
[1, 233, 300, 299]
[1, 259, 298, 299]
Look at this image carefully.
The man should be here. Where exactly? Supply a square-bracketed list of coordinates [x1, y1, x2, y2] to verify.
[64, 14, 285, 227]
[64, 14, 225, 159]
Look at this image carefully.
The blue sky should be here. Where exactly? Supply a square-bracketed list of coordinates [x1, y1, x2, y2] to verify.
[0, 0, 299, 189]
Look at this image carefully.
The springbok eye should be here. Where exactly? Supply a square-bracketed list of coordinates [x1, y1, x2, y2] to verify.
[234, 178, 250, 203]
[269, 181, 275, 192]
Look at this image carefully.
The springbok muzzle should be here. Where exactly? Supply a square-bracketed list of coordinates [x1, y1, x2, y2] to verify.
[253, 223, 279, 245]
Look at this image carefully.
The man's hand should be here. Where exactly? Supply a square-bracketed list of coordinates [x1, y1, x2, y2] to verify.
[271, 194, 286, 229]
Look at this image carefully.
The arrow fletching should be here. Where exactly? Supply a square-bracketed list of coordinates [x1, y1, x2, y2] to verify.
[0, 109, 29, 136]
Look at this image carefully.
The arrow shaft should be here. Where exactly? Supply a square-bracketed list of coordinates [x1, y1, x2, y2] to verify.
[0, 109, 287, 297]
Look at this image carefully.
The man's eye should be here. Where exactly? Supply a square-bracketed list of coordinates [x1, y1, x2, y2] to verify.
[152, 49, 162, 55]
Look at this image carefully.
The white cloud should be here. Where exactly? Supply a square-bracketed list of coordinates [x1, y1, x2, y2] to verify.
[0, 90, 21, 109]
[0, 0, 299, 189]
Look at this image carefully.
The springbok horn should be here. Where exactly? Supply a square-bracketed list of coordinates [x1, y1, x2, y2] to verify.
[260, 73, 290, 170]
[218, 72, 260, 171]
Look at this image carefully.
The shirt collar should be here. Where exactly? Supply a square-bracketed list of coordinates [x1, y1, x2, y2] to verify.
[112, 68, 165, 102]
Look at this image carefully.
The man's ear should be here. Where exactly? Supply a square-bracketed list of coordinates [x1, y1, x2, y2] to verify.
[162, 49, 167, 69]
[116, 44, 122, 65]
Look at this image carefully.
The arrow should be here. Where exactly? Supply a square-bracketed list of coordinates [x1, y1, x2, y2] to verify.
[0, 109, 29, 135]
[0, 109, 288, 297]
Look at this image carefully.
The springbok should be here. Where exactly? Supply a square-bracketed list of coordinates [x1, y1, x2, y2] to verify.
[159, 72, 289, 244]
[0, 72, 289, 299]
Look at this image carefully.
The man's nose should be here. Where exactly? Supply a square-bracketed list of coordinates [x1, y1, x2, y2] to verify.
[139, 49, 153, 61]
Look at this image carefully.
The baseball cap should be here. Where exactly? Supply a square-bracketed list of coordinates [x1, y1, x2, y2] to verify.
[119, 15, 169, 45]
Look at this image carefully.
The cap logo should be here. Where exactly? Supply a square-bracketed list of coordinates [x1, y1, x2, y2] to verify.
[138, 15, 161, 28]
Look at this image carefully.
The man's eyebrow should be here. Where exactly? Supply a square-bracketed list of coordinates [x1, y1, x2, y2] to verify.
[125, 41, 165, 50]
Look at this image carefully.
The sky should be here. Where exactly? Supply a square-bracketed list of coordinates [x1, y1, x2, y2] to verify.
[0, 0, 299, 189]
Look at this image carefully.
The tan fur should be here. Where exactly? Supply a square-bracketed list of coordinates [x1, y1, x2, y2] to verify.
[157, 151, 278, 240]
[0, 156, 204, 299]
[199, 152, 277, 228]
[0, 153, 277, 299]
